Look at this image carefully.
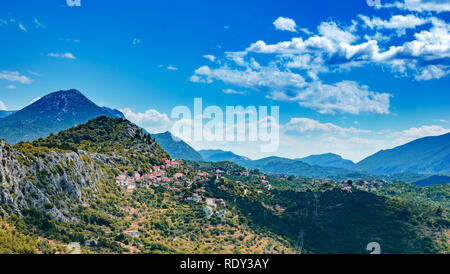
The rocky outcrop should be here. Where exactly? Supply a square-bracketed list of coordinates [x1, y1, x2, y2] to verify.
[0, 141, 123, 221]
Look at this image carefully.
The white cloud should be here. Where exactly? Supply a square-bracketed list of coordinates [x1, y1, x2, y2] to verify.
[222, 88, 245, 95]
[284, 118, 370, 134]
[381, 0, 450, 13]
[246, 16, 450, 80]
[192, 64, 307, 90]
[5, 85, 16, 89]
[18, 23, 26, 32]
[273, 17, 297, 32]
[267, 81, 391, 115]
[0, 70, 33, 84]
[415, 65, 449, 80]
[132, 38, 141, 45]
[359, 14, 428, 35]
[193, 62, 391, 114]
[191, 9, 448, 116]
[203, 54, 216, 62]
[34, 18, 45, 28]
[318, 21, 358, 44]
[167, 65, 178, 71]
[294, 81, 391, 115]
[28, 97, 41, 105]
[0, 101, 6, 111]
[48, 53, 76, 59]
[121, 108, 173, 133]
[398, 125, 450, 138]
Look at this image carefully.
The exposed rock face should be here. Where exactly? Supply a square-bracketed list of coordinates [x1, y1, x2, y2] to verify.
[0, 141, 122, 221]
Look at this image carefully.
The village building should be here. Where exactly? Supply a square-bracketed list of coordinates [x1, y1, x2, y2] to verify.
[217, 209, 227, 220]
[203, 206, 214, 218]
[126, 230, 140, 238]
[206, 198, 216, 208]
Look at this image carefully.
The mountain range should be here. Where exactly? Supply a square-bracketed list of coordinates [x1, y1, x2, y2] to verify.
[1, 89, 448, 178]
[297, 153, 356, 170]
[198, 135, 450, 177]
[199, 149, 250, 162]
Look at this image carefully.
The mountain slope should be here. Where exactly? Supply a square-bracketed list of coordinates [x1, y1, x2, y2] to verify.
[0, 111, 16, 119]
[151, 131, 203, 161]
[412, 175, 450, 187]
[0, 116, 167, 219]
[199, 150, 363, 178]
[0, 89, 125, 144]
[240, 156, 359, 178]
[357, 133, 450, 175]
[297, 153, 356, 170]
[199, 149, 250, 162]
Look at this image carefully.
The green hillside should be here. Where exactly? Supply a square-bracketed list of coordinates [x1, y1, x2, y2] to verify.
[0, 117, 448, 254]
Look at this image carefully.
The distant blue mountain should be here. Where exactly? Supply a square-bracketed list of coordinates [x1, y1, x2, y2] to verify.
[0, 89, 125, 144]
[356, 133, 450, 175]
[152, 131, 203, 161]
[0, 110, 17, 119]
[199, 150, 360, 178]
[199, 149, 250, 162]
[102, 107, 126, 119]
[412, 175, 450, 186]
[297, 153, 356, 170]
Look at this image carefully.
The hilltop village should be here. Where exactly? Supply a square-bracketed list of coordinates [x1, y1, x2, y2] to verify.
[114, 158, 383, 224]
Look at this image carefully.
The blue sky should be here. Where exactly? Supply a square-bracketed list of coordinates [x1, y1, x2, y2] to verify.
[0, 0, 449, 162]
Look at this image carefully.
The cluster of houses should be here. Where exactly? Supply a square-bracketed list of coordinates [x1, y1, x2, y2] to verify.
[115, 158, 230, 219]
[185, 193, 227, 219]
[114, 159, 186, 192]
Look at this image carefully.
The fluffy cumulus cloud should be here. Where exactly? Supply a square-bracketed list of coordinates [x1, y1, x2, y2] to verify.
[0, 70, 33, 84]
[190, 5, 448, 114]
[284, 118, 370, 134]
[380, 0, 450, 13]
[121, 108, 173, 133]
[271, 81, 391, 115]
[398, 125, 450, 138]
[273, 17, 297, 32]
[203, 55, 216, 62]
[192, 64, 390, 115]
[48, 52, 76, 59]
[359, 14, 428, 35]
